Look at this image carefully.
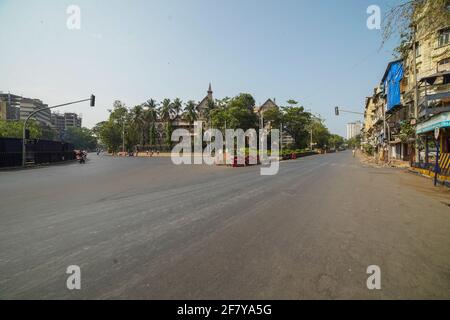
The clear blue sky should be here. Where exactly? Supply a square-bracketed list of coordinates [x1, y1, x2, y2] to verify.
[0, 0, 402, 136]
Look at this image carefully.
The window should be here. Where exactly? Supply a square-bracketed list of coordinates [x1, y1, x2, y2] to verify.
[437, 58, 450, 72]
[415, 42, 421, 57]
[438, 28, 450, 47]
[400, 78, 407, 93]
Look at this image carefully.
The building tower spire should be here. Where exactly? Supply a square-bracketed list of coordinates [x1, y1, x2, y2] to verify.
[207, 83, 213, 100]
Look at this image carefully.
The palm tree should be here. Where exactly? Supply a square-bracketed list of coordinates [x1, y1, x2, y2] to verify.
[172, 98, 183, 119]
[131, 105, 144, 148]
[159, 99, 175, 149]
[159, 98, 173, 122]
[183, 100, 198, 125]
[143, 99, 158, 146]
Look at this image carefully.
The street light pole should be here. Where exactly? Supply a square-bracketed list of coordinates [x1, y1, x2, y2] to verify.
[22, 96, 95, 167]
[308, 111, 322, 151]
[280, 123, 283, 157]
[122, 120, 125, 154]
[412, 28, 419, 163]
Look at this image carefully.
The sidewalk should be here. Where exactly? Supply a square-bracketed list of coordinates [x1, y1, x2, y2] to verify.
[357, 151, 411, 169]
[357, 150, 450, 192]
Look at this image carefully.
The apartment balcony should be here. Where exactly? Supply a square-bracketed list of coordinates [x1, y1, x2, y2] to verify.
[417, 71, 450, 119]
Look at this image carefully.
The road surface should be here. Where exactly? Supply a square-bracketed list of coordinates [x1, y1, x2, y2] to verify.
[1, 152, 449, 299]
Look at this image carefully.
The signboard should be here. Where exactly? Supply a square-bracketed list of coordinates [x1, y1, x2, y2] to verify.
[435, 127, 440, 140]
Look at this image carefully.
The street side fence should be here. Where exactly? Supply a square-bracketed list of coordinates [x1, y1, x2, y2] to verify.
[411, 153, 450, 185]
[0, 137, 76, 168]
[413, 153, 450, 176]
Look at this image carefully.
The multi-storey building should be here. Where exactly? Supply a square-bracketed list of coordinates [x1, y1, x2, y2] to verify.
[346, 121, 363, 140]
[63, 113, 82, 128]
[362, 1, 449, 179]
[51, 113, 66, 132]
[380, 59, 412, 161]
[402, 2, 450, 166]
[363, 96, 376, 144]
[19, 98, 51, 127]
[0, 93, 21, 121]
[50, 112, 82, 138]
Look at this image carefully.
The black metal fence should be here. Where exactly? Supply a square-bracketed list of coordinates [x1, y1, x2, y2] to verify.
[0, 138, 76, 168]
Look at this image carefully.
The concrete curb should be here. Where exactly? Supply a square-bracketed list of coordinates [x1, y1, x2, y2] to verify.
[408, 168, 450, 188]
[0, 159, 80, 172]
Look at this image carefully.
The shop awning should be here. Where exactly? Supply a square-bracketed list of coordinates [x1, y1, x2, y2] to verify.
[416, 111, 450, 134]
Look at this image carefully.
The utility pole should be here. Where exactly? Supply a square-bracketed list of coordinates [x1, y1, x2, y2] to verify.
[280, 123, 283, 158]
[382, 100, 387, 162]
[412, 27, 419, 163]
[310, 112, 323, 151]
[122, 117, 125, 154]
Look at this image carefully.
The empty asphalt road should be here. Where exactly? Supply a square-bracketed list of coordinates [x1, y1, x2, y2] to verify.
[1, 152, 449, 299]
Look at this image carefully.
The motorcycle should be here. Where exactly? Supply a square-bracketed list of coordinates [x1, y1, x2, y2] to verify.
[76, 151, 87, 164]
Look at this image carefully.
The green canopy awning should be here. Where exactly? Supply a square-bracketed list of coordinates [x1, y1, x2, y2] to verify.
[416, 112, 450, 134]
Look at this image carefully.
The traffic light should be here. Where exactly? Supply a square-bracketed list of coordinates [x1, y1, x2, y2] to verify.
[335, 106, 339, 116]
[25, 129, 30, 140]
[90, 94, 96, 107]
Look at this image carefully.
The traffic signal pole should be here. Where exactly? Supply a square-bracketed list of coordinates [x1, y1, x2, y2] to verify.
[22, 95, 95, 167]
[335, 107, 364, 116]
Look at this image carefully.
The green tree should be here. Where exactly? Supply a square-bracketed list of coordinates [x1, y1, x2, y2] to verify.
[143, 99, 158, 146]
[109, 101, 128, 125]
[64, 127, 98, 151]
[310, 118, 331, 149]
[286, 99, 299, 107]
[215, 97, 230, 109]
[211, 93, 258, 131]
[159, 99, 173, 121]
[41, 124, 57, 140]
[382, 0, 450, 57]
[261, 107, 283, 128]
[159, 99, 174, 148]
[281, 106, 311, 149]
[183, 100, 198, 125]
[125, 110, 139, 151]
[96, 120, 122, 153]
[172, 98, 183, 118]
[165, 121, 173, 148]
[233, 93, 255, 111]
[97, 100, 128, 153]
[399, 121, 415, 143]
[131, 105, 145, 146]
[347, 134, 362, 149]
[210, 107, 228, 130]
[0, 120, 42, 139]
[328, 134, 345, 149]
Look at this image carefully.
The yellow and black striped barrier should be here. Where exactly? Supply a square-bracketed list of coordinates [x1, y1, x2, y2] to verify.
[439, 153, 450, 177]
[410, 153, 450, 184]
